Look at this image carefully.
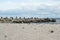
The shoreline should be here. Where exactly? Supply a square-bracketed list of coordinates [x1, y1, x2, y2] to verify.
[0, 22, 59, 24]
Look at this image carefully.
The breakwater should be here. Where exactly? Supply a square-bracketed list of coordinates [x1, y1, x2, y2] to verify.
[0, 17, 56, 23]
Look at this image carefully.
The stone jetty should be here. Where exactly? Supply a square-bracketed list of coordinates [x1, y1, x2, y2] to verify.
[0, 17, 56, 23]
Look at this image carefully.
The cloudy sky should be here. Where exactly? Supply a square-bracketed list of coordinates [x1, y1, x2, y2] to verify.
[0, 0, 60, 18]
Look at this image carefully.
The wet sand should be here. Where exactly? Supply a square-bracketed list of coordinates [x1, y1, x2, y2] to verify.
[0, 23, 60, 40]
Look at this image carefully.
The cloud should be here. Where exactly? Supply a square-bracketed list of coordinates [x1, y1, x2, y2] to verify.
[53, 0, 60, 1]
[0, 1, 60, 18]
[0, 1, 59, 10]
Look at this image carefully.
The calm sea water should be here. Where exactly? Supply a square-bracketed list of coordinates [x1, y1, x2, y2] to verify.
[55, 18, 60, 24]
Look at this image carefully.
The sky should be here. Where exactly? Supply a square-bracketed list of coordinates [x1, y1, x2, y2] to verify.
[0, 0, 60, 18]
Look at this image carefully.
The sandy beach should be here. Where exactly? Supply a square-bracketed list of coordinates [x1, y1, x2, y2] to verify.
[0, 23, 60, 40]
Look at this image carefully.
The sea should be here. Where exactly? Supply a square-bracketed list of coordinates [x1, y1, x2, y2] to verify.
[55, 18, 60, 24]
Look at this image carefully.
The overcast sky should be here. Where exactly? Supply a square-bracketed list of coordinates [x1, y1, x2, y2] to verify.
[0, 0, 60, 18]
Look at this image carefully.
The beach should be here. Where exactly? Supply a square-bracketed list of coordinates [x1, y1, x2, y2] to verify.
[0, 23, 60, 40]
